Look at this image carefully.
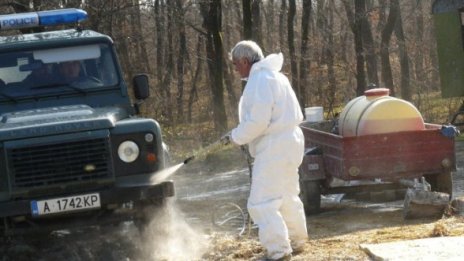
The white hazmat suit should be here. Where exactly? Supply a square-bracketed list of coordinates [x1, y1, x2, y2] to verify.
[230, 53, 308, 259]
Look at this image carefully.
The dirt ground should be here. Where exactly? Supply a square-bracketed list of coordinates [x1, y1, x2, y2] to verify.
[176, 141, 464, 261]
[1, 142, 464, 260]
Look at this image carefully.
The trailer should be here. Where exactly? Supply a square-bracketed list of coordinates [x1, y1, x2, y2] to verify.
[298, 121, 455, 215]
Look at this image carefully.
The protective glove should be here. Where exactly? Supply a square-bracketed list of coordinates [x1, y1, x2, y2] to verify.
[440, 125, 460, 138]
[220, 131, 232, 146]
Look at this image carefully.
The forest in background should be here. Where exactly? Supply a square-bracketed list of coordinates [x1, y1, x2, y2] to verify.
[0, 0, 460, 154]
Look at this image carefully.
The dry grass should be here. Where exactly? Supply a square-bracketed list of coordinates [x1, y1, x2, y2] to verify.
[200, 212, 464, 260]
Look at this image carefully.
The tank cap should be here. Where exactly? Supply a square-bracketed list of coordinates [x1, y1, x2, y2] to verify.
[365, 88, 390, 97]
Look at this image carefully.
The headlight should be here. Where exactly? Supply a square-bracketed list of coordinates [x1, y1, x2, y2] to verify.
[118, 141, 139, 163]
[145, 133, 154, 142]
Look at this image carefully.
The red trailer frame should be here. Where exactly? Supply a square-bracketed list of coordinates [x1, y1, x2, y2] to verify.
[301, 122, 455, 182]
[298, 121, 456, 215]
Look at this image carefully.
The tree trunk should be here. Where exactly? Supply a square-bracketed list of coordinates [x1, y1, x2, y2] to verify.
[251, 0, 262, 45]
[353, 0, 366, 95]
[200, 0, 228, 133]
[394, 0, 411, 101]
[288, 0, 300, 102]
[188, 35, 204, 123]
[380, 0, 397, 96]
[343, 0, 367, 96]
[161, 1, 174, 123]
[242, 0, 252, 39]
[279, 0, 287, 53]
[412, 0, 425, 94]
[361, 1, 378, 87]
[299, 0, 311, 108]
[175, 0, 187, 123]
[223, 0, 238, 118]
[326, 0, 337, 117]
[263, 0, 275, 51]
[154, 0, 165, 84]
[133, 1, 150, 73]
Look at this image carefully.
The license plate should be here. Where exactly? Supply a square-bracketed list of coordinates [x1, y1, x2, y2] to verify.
[308, 163, 320, 171]
[31, 193, 101, 217]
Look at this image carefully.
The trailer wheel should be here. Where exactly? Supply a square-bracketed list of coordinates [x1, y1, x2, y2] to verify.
[424, 171, 453, 198]
[300, 180, 321, 215]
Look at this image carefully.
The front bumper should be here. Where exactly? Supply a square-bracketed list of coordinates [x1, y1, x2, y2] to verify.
[0, 180, 174, 218]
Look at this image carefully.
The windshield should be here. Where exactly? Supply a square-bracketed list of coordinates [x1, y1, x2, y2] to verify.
[0, 43, 119, 101]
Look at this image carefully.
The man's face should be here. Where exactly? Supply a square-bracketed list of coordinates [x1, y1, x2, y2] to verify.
[60, 61, 81, 80]
[232, 58, 252, 79]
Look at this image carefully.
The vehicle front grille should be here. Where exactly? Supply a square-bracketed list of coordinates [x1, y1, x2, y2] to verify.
[8, 137, 113, 188]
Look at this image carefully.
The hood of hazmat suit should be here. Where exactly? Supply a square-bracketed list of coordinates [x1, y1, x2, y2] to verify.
[230, 53, 307, 259]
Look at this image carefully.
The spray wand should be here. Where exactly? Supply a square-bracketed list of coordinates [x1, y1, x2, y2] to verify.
[183, 138, 231, 164]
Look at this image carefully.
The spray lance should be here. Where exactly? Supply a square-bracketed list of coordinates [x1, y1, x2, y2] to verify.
[183, 141, 225, 164]
[183, 132, 233, 164]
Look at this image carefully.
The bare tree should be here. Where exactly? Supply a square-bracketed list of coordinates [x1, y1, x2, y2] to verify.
[299, 0, 311, 108]
[343, 0, 367, 96]
[242, 0, 252, 39]
[188, 35, 204, 123]
[251, 0, 262, 45]
[200, 0, 228, 133]
[394, 0, 411, 100]
[361, 1, 378, 87]
[279, 0, 287, 52]
[175, 0, 188, 123]
[288, 0, 300, 102]
[326, 0, 337, 116]
[379, 0, 397, 96]
[130, 1, 150, 73]
[263, 0, 276, 51]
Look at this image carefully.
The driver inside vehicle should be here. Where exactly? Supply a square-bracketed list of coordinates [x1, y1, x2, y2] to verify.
[22, 63, 57, 87]
[58, 60, 103, 87]
[59, 61, 83, 83]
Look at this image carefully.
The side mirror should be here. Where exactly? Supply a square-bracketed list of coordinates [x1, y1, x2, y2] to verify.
[133, 74, 150, 100]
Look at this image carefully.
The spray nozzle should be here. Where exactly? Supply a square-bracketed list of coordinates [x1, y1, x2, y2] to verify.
[183, 156, 195, 164]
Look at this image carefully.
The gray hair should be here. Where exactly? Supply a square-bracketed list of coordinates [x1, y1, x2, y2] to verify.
[230, 40, 264, 64]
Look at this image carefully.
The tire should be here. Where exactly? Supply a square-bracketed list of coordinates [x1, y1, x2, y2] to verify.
[299, 180, 322, 215]
[424, 172, 453, 198]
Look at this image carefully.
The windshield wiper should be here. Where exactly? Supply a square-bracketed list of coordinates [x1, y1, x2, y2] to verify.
[31, 83, 87, 94]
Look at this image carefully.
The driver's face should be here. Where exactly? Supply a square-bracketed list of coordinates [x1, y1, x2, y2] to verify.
[60, 61, 80, 80]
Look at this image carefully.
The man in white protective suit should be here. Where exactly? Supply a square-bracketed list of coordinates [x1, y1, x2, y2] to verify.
[221, 40, 308, 261]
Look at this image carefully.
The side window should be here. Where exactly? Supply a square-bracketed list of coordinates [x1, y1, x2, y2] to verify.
[0, 54, 31, 85]
[99, 48, 118, 86]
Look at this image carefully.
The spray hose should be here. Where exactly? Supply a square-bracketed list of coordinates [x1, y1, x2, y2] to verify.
[183, 136, 256, 236]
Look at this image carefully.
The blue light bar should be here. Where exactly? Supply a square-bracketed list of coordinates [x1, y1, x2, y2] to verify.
[38, 9, 87, 26]
[0, 8, 87, 31]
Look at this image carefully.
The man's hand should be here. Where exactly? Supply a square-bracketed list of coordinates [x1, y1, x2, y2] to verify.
[220, 131, 232, 146]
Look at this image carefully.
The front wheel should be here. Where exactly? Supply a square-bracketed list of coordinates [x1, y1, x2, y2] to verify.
[299, 180, 322, 215]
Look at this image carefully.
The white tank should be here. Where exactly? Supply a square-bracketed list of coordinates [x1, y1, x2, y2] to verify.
[339, 88, 425, 137]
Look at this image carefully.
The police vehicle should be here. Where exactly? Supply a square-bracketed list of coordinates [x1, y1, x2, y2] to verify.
[0, 9, 173, 234]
